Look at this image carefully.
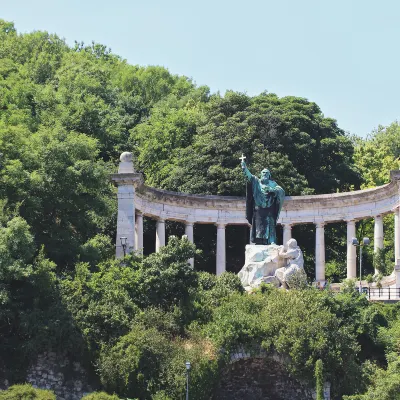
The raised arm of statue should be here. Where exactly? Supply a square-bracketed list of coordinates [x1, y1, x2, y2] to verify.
[241, 161, 253, 181]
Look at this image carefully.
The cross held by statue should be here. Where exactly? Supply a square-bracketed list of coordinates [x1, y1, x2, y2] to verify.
[239, 154, 246, 162]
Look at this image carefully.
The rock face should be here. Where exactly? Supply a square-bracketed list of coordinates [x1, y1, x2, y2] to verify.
[238, 244, 285, 290]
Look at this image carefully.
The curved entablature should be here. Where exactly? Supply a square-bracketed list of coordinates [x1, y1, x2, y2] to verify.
[133, 172, 400, 225]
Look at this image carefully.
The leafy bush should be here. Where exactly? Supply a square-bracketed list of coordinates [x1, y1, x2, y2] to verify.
[99, 324, 219, 400]
[344, 354, 400, 400]
[0, 384, 55, 400]
[98, 323, 174, 399]
[61, 237, 197, 353]
[81, 392, 120, 400]
[203, 289, 362, 398]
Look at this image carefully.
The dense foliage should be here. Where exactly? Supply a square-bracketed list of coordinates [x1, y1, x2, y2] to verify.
[0, 384, 55, 400]
[1, 20, 400, 400]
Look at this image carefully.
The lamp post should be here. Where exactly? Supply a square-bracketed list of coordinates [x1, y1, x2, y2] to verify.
[185, 361, 191, 400]
[120, 236, 128, 257]
[352, 237, 370, 293]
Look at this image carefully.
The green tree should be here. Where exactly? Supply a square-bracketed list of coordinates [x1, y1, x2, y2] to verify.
[134, 91, 361, 196]
[0, 216, 81, 381]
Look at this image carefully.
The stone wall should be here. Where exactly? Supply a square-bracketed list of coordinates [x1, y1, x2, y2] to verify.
[25, 352, 94, 400]
[213, 357, 315, 400]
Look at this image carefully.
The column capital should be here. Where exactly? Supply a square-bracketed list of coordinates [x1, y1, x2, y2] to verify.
[185, 216, 196, 226]
[216, 221, 227, 228]
[157, 218, 166, 223]
[315, 220, 325, 228]
[282, 223, 293, 228]
[373, 214, 383, 219]
[345, 218, 356, 224]
[136, 210, 143, 216]
[111, 172, 144, 187]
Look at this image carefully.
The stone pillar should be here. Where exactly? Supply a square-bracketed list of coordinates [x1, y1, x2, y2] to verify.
[282, 224, 292, 248]
[346, 220, 357, 279]
[112, 152, 143, 258]
[135, 212, 144, 253]
[156, 219, 166, 252]
[185, 221, 194, 268]
[216, 222, 226, 276]
[315, 222, 325, 282]
[374, 214, 384, 275]
[395, 208, 400, 264]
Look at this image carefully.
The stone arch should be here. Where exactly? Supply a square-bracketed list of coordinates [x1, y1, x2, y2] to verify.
[212, 347, 314, 400]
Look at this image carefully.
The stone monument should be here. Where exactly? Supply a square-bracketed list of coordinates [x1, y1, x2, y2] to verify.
[238, 243, 284, 289]
[238, 156, 305, 290]
[238, 239, 306, 290]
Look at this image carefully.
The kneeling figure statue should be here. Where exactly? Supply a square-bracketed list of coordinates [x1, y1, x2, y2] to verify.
[275, 239, 306, 289]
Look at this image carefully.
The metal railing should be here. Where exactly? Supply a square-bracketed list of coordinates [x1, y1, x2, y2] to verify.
[364, 287, 400, 300]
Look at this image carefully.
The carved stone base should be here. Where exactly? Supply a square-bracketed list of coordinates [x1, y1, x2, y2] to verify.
[238, 244, 285, 290]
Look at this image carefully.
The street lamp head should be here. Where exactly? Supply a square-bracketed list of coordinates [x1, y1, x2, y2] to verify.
[120, 237, 128, 257]
[185, 361, 191, 370]
[352, 237, 359, 246]
[120, 237, 127, 246]
[362, 237, 370, 246]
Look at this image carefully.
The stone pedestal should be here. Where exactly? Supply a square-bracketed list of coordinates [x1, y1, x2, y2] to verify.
[111, 152, 143, 258]
[238, 244, 285, 289]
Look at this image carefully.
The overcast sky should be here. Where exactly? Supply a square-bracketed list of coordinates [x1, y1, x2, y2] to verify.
[2, 0, 400, 137]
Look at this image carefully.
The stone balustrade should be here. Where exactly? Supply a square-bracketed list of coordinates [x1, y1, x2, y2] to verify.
[112, 153, 400, 283]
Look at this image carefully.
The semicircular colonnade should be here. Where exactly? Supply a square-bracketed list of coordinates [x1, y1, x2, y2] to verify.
[112, 154, 400, 282]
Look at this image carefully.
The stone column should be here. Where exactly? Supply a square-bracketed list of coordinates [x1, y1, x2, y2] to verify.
[395, 208, 400, 264]
[112, 152, 143, 258]
[216, 222, 226, 276]
[374, 214, 384, 275]
[346, 220, 357, 279]
[282, 224, 292, 248]
[135, 212, 144, 253]
[395, 264, 400, 289]
[185, 221, 194, 268]
[315, 222, 325, 282]
[156, 219, 166, 252]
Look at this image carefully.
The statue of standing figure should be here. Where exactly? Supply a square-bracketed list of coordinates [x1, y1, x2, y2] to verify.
[241, 156, 285, 245]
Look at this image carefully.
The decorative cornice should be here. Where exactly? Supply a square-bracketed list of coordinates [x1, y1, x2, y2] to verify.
[112, 170, 400, 225]
[111, 173, 144, 187]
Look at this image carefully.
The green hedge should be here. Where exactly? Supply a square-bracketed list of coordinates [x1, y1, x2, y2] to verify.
[0, 385, 55, 400]
[81, 392, 120, 400]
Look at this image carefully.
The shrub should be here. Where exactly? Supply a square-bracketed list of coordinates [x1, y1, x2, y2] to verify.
[98, 323, 173, 399]
[98, 323, 219, 400]
[81, 392, 120, 400]
[0, 384, 55, 400]
[203, 289, 361, 398]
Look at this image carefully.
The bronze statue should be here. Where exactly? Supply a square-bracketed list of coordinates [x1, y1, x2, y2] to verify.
[240, 155, 285, 245]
